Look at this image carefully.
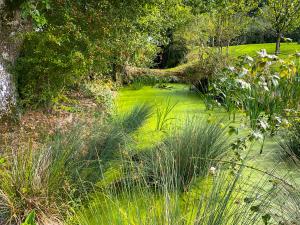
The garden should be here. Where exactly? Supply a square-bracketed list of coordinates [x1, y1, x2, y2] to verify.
[1, 0, 300, 225]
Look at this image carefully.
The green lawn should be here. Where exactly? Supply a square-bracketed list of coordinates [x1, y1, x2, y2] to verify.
[229, 42, 300, 58]
[187, 42, 300, 63]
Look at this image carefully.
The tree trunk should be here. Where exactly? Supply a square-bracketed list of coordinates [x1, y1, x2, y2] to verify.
[113, 64, 124, 84]
[226, 41, 230, 57]
[0, 3, 27, 120]
[275, 33, 281, 55]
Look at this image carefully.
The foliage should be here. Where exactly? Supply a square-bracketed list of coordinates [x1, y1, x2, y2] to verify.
[129, 79, 144, 90]
[81, 79, 117, 112]
[21, 211, 37, 225]
[69, 161, 300, 225]
[155, 99, 177, 131]
[205, 50, 300, 132]
[15, 28, 90, 107]
[180, 0, 258, 51]
[0, 105, 152, 224]
[187, 48, 227, 94]
[14, 0, 192, 107]
[133, 118, 230, 190]
[261, 0, 300, 54]
[278, 116, 300, 161]
[156, 31, 189, 69]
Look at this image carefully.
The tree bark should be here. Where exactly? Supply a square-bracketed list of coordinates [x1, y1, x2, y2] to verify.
[0, 3, 27, 119]
[275, 32, 281, 55]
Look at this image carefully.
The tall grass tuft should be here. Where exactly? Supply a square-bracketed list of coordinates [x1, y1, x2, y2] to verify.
[278, 119, 300, 162]
[0, 105, 152, 224]
[134, 118, 230, 191]
[70, 164, 296, 225]
[0, 126, 84, 224]
[155, 99, 178, 131]
[120, 104, 153, 134]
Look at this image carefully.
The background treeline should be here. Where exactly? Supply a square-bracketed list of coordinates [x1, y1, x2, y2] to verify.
[8, 0, 190, 107]
[3, 0, 300, 107]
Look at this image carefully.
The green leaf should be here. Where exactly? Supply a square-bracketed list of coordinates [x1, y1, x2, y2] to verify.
[228, 126, 239, 135]
[21, 211, 37, 225]
[250, 204, 260, 212]
[244, 197, 254, 204]
[262, 213, 271, 225]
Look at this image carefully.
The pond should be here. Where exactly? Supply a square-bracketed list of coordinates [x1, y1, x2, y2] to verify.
[116, 84, 300, 184]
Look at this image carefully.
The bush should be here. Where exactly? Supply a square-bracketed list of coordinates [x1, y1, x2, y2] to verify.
[189, 48, 227, 93]
[15, 28, 90, 108]
[205, 50, 300, 130]
[81, 79, 117, 112]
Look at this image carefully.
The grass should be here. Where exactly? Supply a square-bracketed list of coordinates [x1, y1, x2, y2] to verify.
[134, 117, 230, 191]
[0, 105, 152, 224]
[186, 42, 300, 64]
[69, 160, 300, 225]
[155, 99, 178, 131]
[278, 120, 300, 162]
[1, 81, 300, 224]
[228, 42, 300, 58]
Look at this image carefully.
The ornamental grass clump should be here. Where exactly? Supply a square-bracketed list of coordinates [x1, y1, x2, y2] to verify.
[0, 104, 153, 224]
[278, 118, 300, 161]
[134, 118, 230, 191]
[69, 163, 300, 225]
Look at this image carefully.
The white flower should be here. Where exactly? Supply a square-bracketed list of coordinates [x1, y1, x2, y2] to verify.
[209, 166, 217, 175]
[236, 79, 251, 90]
[257, 49, 268, 57]
[245, 55, 254, 62]
[257, 49, 277, 60]
[239, 68, 249, 77]
[228, 66, 235, 72]
[267, 54, 278, 60]
[251, 131, 263, 140]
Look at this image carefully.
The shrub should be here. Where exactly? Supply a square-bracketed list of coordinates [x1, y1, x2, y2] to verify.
[15, 28, 90, 108]
[205, 50, 300, 130]
[188, 48, 227, 93]
[81, 79, 117, 112]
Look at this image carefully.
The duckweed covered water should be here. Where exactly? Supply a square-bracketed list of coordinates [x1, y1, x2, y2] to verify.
[116, 84, 300, 183]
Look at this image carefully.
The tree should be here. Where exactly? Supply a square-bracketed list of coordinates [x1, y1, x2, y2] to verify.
[14, 0, 192, 105]
[180, 0, 257, 54]
[262, 0, 300, 54]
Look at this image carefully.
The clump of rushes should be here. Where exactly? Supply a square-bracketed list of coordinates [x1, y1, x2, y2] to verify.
[0, 104, 152, 224]
[278, 118, 300, 162]
[155, 99, 178, 131]
[70, 164, 298, 225]
[134, 118, 230, 191]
